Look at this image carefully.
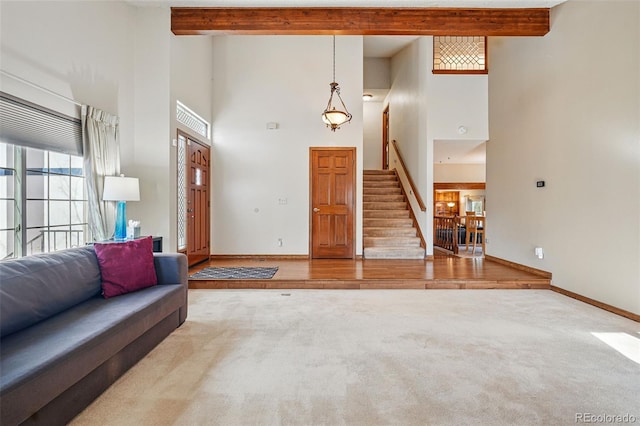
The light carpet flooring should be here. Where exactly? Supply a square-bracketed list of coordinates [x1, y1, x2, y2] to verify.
[72, 290, 640, 426]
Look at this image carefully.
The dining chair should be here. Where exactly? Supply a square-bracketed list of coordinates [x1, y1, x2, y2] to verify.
[465, 215, 485, 254]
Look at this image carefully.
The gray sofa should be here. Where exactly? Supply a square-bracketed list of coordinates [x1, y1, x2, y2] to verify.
[0, 245, 188, 426]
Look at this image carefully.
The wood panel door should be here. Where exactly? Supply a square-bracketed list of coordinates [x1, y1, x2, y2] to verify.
[382, 105, 389, 170]
[310, 147, 356, 259]
[186, 135, 210, 266]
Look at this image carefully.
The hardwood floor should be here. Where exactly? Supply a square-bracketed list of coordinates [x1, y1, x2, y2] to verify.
[188, 256, 550, 290]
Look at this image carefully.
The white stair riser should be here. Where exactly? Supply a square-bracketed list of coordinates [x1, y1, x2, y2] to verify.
[363, 247, 425, 259]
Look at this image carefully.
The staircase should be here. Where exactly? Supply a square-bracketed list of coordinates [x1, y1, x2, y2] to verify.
[363, 170, 425, 259]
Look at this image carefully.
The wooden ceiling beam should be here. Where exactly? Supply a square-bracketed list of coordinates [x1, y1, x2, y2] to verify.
[171, 7, 550, 37]
[435, 183, 487, 190]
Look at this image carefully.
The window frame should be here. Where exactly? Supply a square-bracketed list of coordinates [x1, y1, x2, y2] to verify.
[0, 142, 88, 259]
[432, 36, 488, 75]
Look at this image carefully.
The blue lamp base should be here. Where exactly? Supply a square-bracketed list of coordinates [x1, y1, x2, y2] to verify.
[114, 201, 127, 241]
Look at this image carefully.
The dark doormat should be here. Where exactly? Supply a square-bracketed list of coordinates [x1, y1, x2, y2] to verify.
[189, 266, 279, 280]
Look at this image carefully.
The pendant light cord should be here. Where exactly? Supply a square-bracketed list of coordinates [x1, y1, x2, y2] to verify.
[332, 35, 336, 83]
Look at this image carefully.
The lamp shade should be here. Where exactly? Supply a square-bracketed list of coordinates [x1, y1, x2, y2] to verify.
[102, 176, 140, 201]
[322, 108, 351, 127]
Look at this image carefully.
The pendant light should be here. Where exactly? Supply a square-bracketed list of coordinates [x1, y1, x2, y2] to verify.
[321, 35, 352, 131]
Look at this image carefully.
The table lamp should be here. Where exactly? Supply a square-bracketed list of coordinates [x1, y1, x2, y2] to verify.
[102, 175, 140, 241]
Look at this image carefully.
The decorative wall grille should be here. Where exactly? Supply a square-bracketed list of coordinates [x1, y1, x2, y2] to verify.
[433, 36, 487, 74]
[177, 134, 187, 251]
[176, 101, 210, 140]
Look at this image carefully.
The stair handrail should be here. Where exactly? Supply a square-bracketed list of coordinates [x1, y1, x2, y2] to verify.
[391, 140, 426, 212]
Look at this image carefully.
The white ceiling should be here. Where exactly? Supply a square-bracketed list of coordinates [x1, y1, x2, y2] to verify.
[363, 36, 420, 58]
[137, 0, 565, 165]
[130, 0, 565, 6]
[150, 0, 565, 57]
[141, 0, 566, 58]
[434, 140, 486, 164]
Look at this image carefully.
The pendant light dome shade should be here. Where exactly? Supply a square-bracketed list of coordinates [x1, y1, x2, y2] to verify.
[322, 37, 352, 132]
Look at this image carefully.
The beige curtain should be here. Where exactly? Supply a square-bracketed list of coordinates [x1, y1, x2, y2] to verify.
[82, 106, 120, 241]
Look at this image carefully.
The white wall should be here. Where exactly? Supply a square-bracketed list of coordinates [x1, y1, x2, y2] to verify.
[434, 164, 486, 182]
[387, 37, 488, 256]
[0, 2, 190, 251]
[0, 1, 135, 143]
[0, 0, 138, 243]
[387, 39, 430, 252]
[425, 39, 488, 255]
[211, 35, 363, 255]
[170, 36, 214, 135]
[427, 74, 488, 141]
[170, 35, 215, 252]
[128, 7, 172, 248]
[363, 57, 390, 89]
[488, 0, 640, 315]
[388, 40, 424, 178]
[363, 101, 383, 169]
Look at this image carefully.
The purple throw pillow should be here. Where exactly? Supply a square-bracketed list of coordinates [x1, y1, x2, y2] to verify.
[94, 236, 157, 299]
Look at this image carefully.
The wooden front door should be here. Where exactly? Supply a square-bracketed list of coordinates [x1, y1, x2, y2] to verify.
[310, 147, 356, 259]
[186, 134, 210, 266]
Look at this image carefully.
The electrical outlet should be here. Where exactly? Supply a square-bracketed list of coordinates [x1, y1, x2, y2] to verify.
[277, 238, 283, 247]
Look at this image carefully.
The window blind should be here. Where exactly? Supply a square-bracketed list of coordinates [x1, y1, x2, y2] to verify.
[0, 91, 82, 155]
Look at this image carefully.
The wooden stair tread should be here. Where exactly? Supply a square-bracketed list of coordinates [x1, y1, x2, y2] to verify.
[364, 227, 417, 237]
[364, 236, 421, 247]
[363, 169, 395, 175]
[362, 170, 424, 259]
[363, 188, 403, 195]
[363, 202, 408, 210]
[363, 195, 405, 201]
[364, 211, 410, 218]
[363, 218, 414, 227]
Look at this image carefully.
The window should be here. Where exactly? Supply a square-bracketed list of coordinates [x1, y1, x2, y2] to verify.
[177, 133, 187, 252]
[433, 36, 487, 74]
[465, 195, 485, 216]
[0, 142, 87, 259]
[0, 91, 85, 259]
[176, 100, 210, 140]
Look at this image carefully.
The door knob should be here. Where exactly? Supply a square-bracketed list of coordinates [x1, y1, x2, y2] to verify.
[313, 208, 320, 212]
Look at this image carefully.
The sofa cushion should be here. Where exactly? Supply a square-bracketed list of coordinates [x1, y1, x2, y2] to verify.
[0, 284, 184, 425]
[94, 237, 158, 298]
[0, 246, 101, 338]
